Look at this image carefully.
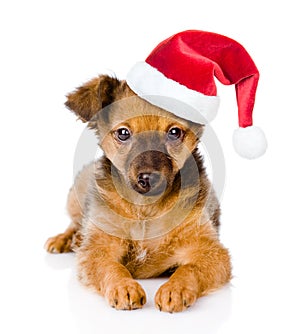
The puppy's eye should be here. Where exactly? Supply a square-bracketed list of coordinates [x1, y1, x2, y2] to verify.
[167, 127, 183, 141]
[115, 128, 131, 142]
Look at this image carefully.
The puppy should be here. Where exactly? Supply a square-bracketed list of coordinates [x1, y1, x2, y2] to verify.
[45, 75, 231, 312]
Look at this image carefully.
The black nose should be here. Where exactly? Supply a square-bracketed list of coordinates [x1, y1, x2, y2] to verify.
[137, 172, 161, 190]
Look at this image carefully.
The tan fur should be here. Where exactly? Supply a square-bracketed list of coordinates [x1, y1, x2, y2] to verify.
[45, 75, 231, 312]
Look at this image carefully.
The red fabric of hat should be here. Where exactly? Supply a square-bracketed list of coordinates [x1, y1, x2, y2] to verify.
[127, 30, 267, 159]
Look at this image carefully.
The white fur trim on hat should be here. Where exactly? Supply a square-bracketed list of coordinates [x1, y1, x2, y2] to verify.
[126, 62, 220, 124]
[233, 126, 267, 159]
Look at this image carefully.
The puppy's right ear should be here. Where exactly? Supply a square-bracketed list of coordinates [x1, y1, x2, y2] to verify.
[65, 75, 121, 122]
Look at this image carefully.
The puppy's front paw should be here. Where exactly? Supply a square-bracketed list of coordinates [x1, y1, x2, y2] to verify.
[155, 281, 197, 313]
[105, 279, 146, 310]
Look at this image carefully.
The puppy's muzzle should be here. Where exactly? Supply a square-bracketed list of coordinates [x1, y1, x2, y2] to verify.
[129, 150, 172, 196]
[137, 172, 164, 194]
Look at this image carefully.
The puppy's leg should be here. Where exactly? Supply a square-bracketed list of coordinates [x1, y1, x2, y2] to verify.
[77, 228, 146, 310]
[44, 186, 83, 253]
[155, 237, 231, 313]
[44, 221, 80, 253]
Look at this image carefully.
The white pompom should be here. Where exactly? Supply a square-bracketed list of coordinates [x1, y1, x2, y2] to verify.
[232, 126, 267, 159]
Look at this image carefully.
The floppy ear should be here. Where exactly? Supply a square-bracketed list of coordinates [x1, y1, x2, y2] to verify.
[65, 75, 121, 122]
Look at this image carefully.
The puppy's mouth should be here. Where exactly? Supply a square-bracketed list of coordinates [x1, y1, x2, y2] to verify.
[131, 171, 168, 196]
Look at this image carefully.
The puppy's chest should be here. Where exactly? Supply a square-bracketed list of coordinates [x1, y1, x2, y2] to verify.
[121, 241, 167, 277]
[122, 242, 148, 267]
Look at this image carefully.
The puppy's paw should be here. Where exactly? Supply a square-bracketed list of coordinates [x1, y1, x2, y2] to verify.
[155, 281, 197, 313]
[44, 234, 73, 253]
[105, 279, 146, 310]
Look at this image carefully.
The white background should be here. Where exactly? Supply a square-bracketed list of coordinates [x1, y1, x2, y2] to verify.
[1, 1, 300, 333]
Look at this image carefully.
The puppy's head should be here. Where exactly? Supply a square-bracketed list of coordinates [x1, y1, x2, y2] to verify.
[66, 75, 204, 197]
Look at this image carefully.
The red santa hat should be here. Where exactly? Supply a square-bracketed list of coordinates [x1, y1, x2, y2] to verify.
[126, 30, 267, 159]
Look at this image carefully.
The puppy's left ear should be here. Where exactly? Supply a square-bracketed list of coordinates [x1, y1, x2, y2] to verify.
[65, 75, 121, 122]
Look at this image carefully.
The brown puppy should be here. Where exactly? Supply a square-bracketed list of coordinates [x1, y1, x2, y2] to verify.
[45, 75, 231, 312]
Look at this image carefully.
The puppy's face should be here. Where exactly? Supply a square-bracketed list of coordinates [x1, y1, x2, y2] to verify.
[66, 75, 203, 196]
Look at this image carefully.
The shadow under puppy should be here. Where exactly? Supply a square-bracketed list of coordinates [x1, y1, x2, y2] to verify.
[45, 75, 231, 312]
